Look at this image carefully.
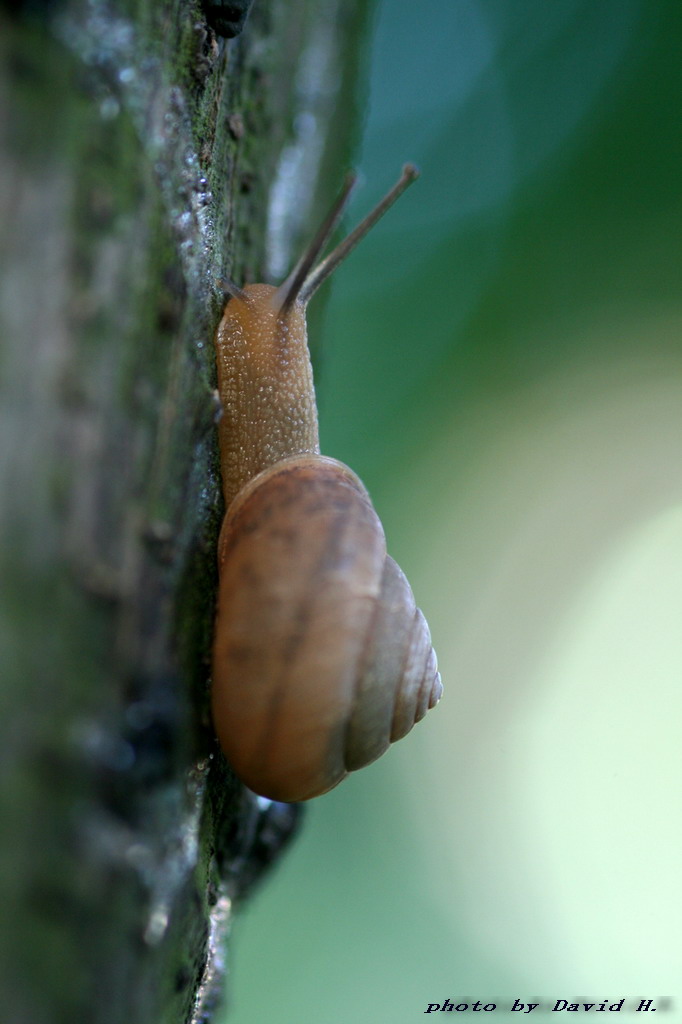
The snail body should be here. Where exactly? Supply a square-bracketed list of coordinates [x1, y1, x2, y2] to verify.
[212, 167, 441, 802]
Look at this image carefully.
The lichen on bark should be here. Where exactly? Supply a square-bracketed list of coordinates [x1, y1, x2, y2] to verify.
[0, 0, 372, 1020]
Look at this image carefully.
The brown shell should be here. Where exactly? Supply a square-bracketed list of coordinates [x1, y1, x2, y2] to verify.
[211, 455, 441, 802]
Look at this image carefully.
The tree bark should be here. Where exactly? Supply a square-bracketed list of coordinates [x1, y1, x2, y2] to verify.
[0, 1, 371, 1021]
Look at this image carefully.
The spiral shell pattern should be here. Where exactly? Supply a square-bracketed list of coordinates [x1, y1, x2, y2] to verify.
[212, 455, 441, 802]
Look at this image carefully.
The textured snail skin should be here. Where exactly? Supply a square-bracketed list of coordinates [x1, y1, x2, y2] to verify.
[211, 169, 441, 801]
[213, 284, 318, 508]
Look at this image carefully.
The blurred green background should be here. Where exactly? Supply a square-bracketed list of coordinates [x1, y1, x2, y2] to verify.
[225, 1, 681, 1020]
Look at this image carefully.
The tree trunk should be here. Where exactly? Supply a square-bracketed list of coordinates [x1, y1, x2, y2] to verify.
[0, 1, 371, 1021]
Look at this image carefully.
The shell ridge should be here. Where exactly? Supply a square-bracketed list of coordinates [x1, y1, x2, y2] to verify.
[341, 566, 386, 772]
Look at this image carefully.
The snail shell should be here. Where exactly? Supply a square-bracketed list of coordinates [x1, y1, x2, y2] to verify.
[212, 454, 441, 802]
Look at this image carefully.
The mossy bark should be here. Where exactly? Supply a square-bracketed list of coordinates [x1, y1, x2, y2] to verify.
[0, 1, 372, 1021]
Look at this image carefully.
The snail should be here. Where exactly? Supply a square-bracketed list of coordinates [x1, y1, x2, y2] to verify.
[211, 165, 441, 802]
